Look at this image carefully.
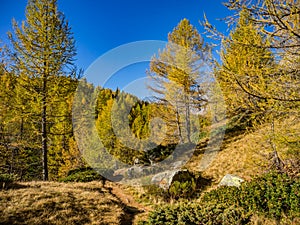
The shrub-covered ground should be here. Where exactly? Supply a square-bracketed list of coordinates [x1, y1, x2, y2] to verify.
[139, 172, 300, 225]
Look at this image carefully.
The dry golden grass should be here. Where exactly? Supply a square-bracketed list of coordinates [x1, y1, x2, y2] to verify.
[201, 129, 268, 182]
[187, 128, 265, 184]
[187, 116, 300, 185]
[0, 181, 145, 225]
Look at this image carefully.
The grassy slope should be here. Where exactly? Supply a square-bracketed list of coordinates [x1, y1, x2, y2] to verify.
[0, 181, 148, 225]
[187, 128, 266, 183]
[188, 116, 300, 185]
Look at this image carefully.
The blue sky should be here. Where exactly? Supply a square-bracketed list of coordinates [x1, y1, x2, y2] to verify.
[1, 0, 231, 99]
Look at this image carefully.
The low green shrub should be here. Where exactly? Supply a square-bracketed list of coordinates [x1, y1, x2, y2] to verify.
[144, 170, 211, 202]
[168, 171, 196, 199]
[168, 179, 196, 199]
[144, 144, 177, 163]
[143, 184, 168, 201]
[141, 172, 300, 224]
[59, 167, 112, 183]
[199, 203, 251, 225]
[0, 174, 15, 183]
[202, 185, 239, 206]
[289, 180, 300, 217]
[0, 173, 16, 189]
[202, 171, 300, 220]
[139, 201, 250, 225]
[238, 172, 300, 219]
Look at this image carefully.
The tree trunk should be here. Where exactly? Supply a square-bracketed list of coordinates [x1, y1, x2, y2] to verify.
[42, 75, 48, 181]
[42, 5, 49, 181]
[175, 105, 183, 143]
[185, 95, 191, 143]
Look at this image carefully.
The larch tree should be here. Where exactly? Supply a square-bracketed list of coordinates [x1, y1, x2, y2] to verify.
[205, 0, 300, 102]
[0, 49, 17, 175]
[216, 9, 275, 127]
[8, 0, 78, 180]
[203, 0, 300, 171]
[147, 19, 209, 144]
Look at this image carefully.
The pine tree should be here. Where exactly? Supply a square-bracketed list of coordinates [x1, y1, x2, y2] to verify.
[148, 19, 209, 143]
[8, 0, 78, 180]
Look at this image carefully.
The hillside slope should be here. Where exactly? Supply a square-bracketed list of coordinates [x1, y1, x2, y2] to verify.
[0, 181, 149, 225]
[188, 116, 300, 184]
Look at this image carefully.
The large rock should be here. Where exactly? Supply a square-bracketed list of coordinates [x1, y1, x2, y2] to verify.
[219, 174, 244, 187]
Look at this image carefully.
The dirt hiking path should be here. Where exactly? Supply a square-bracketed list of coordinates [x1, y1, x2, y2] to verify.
[106, 182, 151, 225]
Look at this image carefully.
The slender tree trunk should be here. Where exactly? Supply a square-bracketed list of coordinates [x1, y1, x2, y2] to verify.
[42, 74, 48, 181]
[20, 116, 24, 140]
[42, 5, 49, 181]
[175, 105, 183, 143]
[185, 96, 191, 143]
[10, 146, 14, 175]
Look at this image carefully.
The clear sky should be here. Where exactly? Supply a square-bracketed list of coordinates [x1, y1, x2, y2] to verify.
[1, 0, 231, 98]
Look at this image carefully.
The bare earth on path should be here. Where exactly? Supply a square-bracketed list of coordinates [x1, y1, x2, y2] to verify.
[105, 182, 152, 225]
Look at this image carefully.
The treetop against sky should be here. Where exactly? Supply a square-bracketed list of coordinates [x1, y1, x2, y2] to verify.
[1, 1, 230, 89]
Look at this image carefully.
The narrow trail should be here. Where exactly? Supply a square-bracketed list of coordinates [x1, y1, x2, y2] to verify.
[106, 182, 151, 225]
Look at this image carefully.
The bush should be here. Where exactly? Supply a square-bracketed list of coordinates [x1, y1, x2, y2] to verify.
[143, 184, 169, 202]
[139, 201, 250, 225]
[0, 174, 15, 182]
[144, 144, 177, 163]
[141, 172, 300, 224]
[168, 179, 196, 199]
[168, 171, 196, 199]
[0, 173, 16, 189]
[199, 203, 251, 225]
[238, 172, 300, 219]
[144, 170, 211, 202]
[289, 179, 300, 217]
[202, 186, 239, 206]
[202, 171, 300, 220]
[59, 167, 113, 183]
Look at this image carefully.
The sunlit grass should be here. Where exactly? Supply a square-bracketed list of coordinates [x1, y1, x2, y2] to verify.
[0, 181, 124, 225]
